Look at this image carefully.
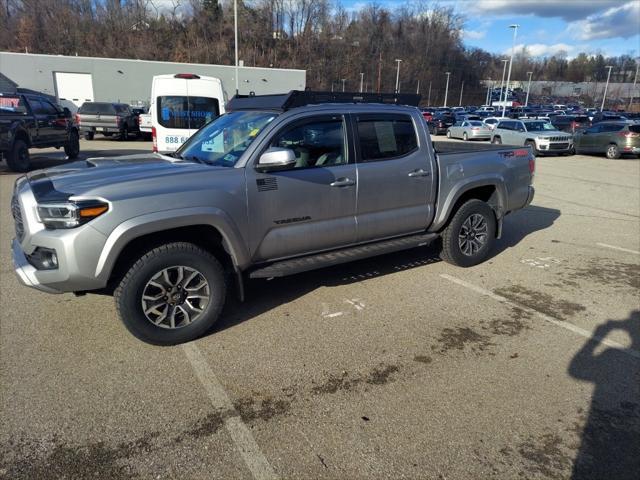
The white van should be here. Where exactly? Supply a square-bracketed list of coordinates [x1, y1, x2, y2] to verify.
[150, 73, 226, 153]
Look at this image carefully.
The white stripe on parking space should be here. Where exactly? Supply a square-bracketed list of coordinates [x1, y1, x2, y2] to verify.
[439, 274, 640, 359]
[596, 242, 640, 255]
[182, 342, 279, 480]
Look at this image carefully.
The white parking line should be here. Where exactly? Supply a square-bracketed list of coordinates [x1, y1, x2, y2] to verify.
[439, 274, 640, 359]
[596, 243, 640, 255]
[182, 342, 279, 480]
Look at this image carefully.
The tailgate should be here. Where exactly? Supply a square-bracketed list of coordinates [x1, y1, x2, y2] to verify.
[79, 114, 119, 129]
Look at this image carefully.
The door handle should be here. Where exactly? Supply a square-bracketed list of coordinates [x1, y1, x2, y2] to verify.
[330, 178, 355, 187]
[408, 169, 431, 177]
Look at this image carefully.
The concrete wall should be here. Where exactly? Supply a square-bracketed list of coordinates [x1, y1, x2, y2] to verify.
[0, 52, 306, 105]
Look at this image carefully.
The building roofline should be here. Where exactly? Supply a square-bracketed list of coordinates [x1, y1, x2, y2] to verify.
[0, 51, 306, 74]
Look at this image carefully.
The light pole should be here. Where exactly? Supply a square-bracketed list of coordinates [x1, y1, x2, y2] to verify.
[601, 66, 613, 111]
[485, 81, 491, 106]
[234, 0, 239, 95]
[427, 81, 432, 106]
[459, 80, 464, 106]
[499, 59, 508, 107]
[394, 59, 402, 93]
[443, 72, 451, 107]
[341, 78, 346, 92]
[359, 73, 364, 93]
[416, 80, 420, 94]
[525, 71, 533, 107]
[628, 61, 639, 110]
[502, 24, 519, 118]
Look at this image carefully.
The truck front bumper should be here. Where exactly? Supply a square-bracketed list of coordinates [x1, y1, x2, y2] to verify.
[12, 238, 63, 294]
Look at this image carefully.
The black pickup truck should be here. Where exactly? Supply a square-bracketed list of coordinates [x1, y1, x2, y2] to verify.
[0, 92, 80, 172]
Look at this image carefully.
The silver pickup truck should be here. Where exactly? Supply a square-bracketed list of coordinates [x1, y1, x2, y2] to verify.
[11, 92, 535, 345]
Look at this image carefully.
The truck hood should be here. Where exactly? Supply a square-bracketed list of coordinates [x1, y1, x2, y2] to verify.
[26, 153, 224, 202]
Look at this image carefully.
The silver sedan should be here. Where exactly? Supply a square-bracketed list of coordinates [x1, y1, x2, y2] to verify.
[447, 120, 492, 141]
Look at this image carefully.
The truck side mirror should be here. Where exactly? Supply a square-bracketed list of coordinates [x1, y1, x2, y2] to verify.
[257, 147, 297, 172]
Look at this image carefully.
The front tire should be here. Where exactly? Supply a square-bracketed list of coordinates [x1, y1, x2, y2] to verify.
[120, 125, 129, 141]
[440, 199, 496, 267]
[6, 139, 30, 172]
[84, 131, 94, 140]
[115, 242, 227, 346]
[64, 130, 80, 159]
[525, 140, 537, 157]
[463, 132, 469, 141]
[606, 144, 621, 159]
[491, 136, 502, 145]
[446, 130, 452, 138]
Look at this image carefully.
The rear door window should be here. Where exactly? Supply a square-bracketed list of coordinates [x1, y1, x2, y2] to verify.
[158, 96, 220, 130]
[356, 115, 418, 162]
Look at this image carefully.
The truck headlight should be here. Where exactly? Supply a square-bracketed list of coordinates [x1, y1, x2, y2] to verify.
[36, 201, 109, 229]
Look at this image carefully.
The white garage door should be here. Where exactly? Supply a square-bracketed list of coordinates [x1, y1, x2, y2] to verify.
[54, 72, 94, 108]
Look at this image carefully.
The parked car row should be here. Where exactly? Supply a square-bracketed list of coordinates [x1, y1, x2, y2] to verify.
[441, 115, 639, 159]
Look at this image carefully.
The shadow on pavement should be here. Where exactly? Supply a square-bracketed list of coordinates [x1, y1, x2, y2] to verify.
[215, 204, 559, 335]
[568, 310, 640, 480]
[493, 204, 561, 256]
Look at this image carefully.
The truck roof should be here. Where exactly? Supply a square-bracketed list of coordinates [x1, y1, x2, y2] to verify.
[227, 90, 421, 112]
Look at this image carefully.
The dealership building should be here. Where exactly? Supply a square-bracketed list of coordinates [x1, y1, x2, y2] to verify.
[0, 51, 306, 108]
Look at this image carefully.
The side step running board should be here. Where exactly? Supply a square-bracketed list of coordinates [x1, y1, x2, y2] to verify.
[249, 233, 439, 279]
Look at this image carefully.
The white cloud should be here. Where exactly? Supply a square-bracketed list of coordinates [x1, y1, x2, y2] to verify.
[507, 43, 575, 57]
[568, 1, 640, 40]
[467, 0, 620, 21]
[462, 29, 487, 40]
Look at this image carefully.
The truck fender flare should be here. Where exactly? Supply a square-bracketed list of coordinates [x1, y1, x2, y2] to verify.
[430, 175, 507, 232]
[94, 207, 250, 282]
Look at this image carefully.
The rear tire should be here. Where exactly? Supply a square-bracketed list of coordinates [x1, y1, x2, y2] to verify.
[6, 139, 30, 172]
[606, 144, 621, 159]
[120, 125, 128, 141]
[115, 242, 227, 346]
[446, 130, 452, 138]
[525, 140, 537, 157]
[440, 199, 496, 268]
[463, 132, 469, 141]
[64, 130, 80, 159]
[491, 136, 502, 145]
[84, 131, 94, 140]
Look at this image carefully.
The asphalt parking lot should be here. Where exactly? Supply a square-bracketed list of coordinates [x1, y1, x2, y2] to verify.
[1, 137, 639, 480]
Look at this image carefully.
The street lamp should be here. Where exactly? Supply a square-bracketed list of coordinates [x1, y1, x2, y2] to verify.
[502, 24, 519, 118]
[341, 78, 346, 92]
[427, 81, 432, 106]
[360, 73, 364, 93]
[234, 0, 239, 94]
[394, 59, 402, 93]
[459, 80, 464, 107]
[443, 72, 451, 107]
[499, 59, 508, 107]
[601, 65, 613, 111]
[525, 71, 533, 107]
[485, 81, 492, 106]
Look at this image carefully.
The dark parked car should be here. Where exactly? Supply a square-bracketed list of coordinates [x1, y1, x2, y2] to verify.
[574, 121, 640, 159]
[551, 115, 591, 134]
[77, 102, 139, 140]
[1, 92, 80, 172]
[427, 112, 456, 136]
[591, 112, 627, 124]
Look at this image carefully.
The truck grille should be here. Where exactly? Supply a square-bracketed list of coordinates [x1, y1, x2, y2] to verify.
[548, 136, 569, 142]
[11, 194, 25, 241]
[549, 143, 570, 150]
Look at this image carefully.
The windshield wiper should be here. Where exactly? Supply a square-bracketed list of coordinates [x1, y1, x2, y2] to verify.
[184, 155, 212, 165]
[165, 152, 183, 159]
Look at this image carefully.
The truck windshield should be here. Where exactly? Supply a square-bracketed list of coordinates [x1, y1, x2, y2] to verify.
[176, 111, 277, 167]
[0, 95, 28, 115]
[525, 122, 556, 132]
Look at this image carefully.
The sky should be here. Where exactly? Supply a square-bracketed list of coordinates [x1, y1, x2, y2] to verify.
[341, 0, 640, 59]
